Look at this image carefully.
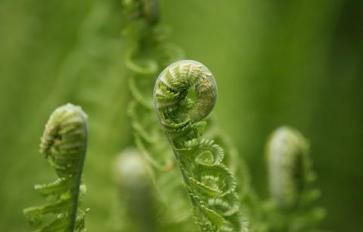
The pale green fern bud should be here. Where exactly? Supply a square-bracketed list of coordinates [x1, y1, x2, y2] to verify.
[115, 148, 159, 232]
[153, 60, 243, 232]
[23, 103, 88, 232]
[266, 126, 310, 209]
[265, 126, 326, 231]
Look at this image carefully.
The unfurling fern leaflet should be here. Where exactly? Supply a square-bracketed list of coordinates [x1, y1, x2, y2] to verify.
[154, 60, 242, 232]
[265, 126, 325, 231]
[23, 103, 89, 232]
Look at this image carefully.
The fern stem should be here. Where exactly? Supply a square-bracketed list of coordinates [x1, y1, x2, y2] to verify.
[69, 119, 88, 231]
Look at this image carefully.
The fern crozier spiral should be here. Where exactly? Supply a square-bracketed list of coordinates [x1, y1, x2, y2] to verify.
[154, 60, 217, 125]
[154, 60, 241, 232]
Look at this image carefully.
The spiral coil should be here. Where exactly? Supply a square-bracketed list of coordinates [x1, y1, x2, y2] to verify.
[154, 60, 242, 231]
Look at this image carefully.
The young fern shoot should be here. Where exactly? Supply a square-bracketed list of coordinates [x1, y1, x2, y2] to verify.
[115, 149, 160, 232]
[154, 60, 242, 232]
[265, 126, 325, 231]
[23, 104, 88, 232]
[267, 126, 310, 209]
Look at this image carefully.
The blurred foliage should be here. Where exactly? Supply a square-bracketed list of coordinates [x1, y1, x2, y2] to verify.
[0, 0, 362, 231]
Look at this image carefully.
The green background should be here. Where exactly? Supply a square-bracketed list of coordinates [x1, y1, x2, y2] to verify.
[0, 0, 362, 231]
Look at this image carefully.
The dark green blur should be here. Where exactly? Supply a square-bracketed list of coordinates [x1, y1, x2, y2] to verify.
[0, 0, 361, 231]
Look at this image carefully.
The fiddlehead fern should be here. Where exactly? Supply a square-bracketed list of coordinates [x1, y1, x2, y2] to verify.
[154, 60, 242, 232]
[266, 126, 310, 209]
[122, 2, 249, 230]
[44, 3, 129, 228]
[264, 126, 325, 231]
[23, 103, 88, 232]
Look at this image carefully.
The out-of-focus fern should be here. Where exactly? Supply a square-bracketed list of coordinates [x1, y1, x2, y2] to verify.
[153, 60, 244, 231]
[121, 0, 183, 171]
[263, 126, 325, 232]
[121, 0, 197, 230]
[114, 148, 160, 232]
[23, 104, 88, 232]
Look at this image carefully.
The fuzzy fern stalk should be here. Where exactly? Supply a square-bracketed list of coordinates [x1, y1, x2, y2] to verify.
[154, 60, 243, 232]
[115, 149, 160, 232]
[265, 126, 325, 232]
[23, 104, 88, 232]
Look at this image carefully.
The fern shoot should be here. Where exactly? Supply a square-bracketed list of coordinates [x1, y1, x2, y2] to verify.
[265, 126, 325, 231]
[115, 148, 160, 232]
[23, 103, 88, 232]
[154, 60, 242, 231]
[267, 126, 310, 208]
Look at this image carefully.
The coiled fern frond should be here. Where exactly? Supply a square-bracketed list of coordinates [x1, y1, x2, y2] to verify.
[154, 60, 243, 232]
[23, 103, 88, 232]
[264, 126, 325, 231]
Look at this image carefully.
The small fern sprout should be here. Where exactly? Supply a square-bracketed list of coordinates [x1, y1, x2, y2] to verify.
[266, 126, 311, 209]
[115, 148, 159, 232]
[154, 60, 242, 232]
[23, 103, 88, 232]
[265, 126, 325, 231]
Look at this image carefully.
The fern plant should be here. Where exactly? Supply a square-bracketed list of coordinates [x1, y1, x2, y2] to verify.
[122, 0, 183, 171]
[23, 103, 88, 232]
[153, 60, 244, 231]
[16, 2, 330, 232]
[114, 148, 160, 232]
[121, 0, 198, 230]
[263, 126, 325, 232]
[120, 1, 251, 230]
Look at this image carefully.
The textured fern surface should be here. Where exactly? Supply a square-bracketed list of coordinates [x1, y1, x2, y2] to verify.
[23, 104, 88, 232]
[154, 60, 242, 232]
